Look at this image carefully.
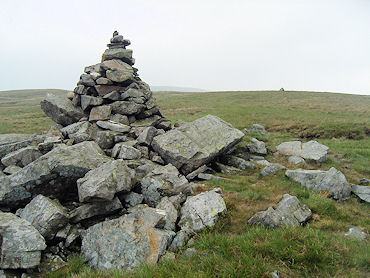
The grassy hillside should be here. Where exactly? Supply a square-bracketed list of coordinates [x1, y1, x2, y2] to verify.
[0, 89, 369, 277]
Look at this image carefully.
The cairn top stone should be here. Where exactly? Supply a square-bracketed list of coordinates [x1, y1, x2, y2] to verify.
[108, 30, 131, 49]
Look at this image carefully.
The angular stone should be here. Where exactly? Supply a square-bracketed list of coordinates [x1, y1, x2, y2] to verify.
[102, 48, 134, 65]
[3, 165, 22, 175]
[74, 85, 87, 95]
[1, 146, 42, 167]
[186, 165, 209, 180]
[103, 90, 120, 101]
[110, 114, 130, 125]
[213, 162, 241, 175]
[197, 173, 226, 181]
[118, 144, 141, 160]
[89, 105, 112, 121]
[96, 77, 113, 85]
[19, 195, 69, 241]
[141, 164, 192, 207]
[79, 74, 96, 87]
[0, 212, 46, 269]
[277, 141, 329, 162]
[121, 88, 144, 100]
[260, 163, 286, 177]
[248, 194, 312, 228]
[80, 95, 104, 111]
[156, 197, 178, 231]
[351, 184, 370, 203]
[70, 197, 123, 223]
[168, 228, 193, 252]
[251, 124, 267, 137]
[77, 159, 135, 203]
[95, 130, 117, 149]
[219, 155, 257, 170]
[152, 115, 244, 175]
[285, 167, 352, 200]
[121, 192, 144, 207]
[247, 138, 267, 155]
[1, 141, 111, 209]
[84, 63, 103, 74]
[0, 134, 45, 160]
[102, 59, 134, 83]
[179, 188, 226, 232]
[137, 126, 158, 146]
[81, 206, 175, 270]
[111, 101, 146, 115]
[288, 156, 305, 165]
[41, 94, 85, 126]
[94, 85, 124, 97]
[96, 120, 130, 133]
[345, 226, 368, 240]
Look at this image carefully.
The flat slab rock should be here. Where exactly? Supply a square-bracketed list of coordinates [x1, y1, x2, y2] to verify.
[285, 167, 352, 200]
[0, 141, 112, 210]
[81, 205, 175, 270]
[0, 212, 46, 269]
[152, 115, 244, 174]
[179, 188, 227, 232]
[248, 194, 312, 228]
[351, 184, 370, 203]
[276, 140, 329, 162]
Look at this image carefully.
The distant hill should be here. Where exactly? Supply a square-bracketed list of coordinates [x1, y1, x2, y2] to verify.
[150, 86, 206, 92]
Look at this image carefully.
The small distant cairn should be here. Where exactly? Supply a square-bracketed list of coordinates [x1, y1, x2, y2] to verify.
[279, 88, 285, 92]
[71, 31, 170, 130]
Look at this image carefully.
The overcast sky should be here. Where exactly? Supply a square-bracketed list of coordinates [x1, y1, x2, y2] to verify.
[0, 0, 369, 94]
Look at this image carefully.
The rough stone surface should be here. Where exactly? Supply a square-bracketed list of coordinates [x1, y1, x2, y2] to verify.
[1, 141, 111, 209]
[277, 140, 329, 162]
[248, 194, 312, 228]
[3, 165, 22, 175]
[247, 138, 267, 155]
[70, 197, 123, 223]
[1, 146, 42, 167]
[81, 205, 175, 270]
[152, 115, 244, 174]
[110, 101, 146, 115]
[344, 226, 368, 240]
[118, 144, 141, 160]
[121, 192, 144, 207]
[351, 184, 370, 203]
[89, 105, 112, 121]
[137, 126, 158, 146]
[168, 228, 193, 252]
[141, 164, 192, 207]
[96, 120, 130, 133]
[40, 94, 85, 126]
[19, 195, 69, 241]
[285, 167, 352, 200]
[260, 163, 286, 177]
[80, 95, 103, 111]
[251, 124, 267, 137]
[0, 212, 46, 269]
[156, 197, 178, 231]
[77, 159, 135, 202]
[219, 155, 257, 170]
[102, 59, 134, 83]
[288, 156, 305, 165]
[0, 134, 45, 160]
[102, 48, 134, 65]
[179, 188, 226, 232]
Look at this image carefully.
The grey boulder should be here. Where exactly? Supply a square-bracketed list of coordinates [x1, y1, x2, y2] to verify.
[344, 226, 368, 240]
[156, 197, 179, 231]
[1, 146, 42, 167]
[40, 93, 85, 126]
[178, 188, 226, 232]
[102, 59, 134, 83]
[152, 115, 244, 174]
[0, 134, 44, 160]
[251, 124, 267, 137]
[77, 159, 135, 203]
[260, 163, 286, 177]
[0, 212, 46, 269]
[81, 205, 175, 270]
[285, 167, 352, 200]
[277, 140, 329, 162]
[351, 184, 370, 203]
[288, 156, 305, 165]
[248, 194, 312, 228]
[219, 155, 257, 170]
[19, 195, 69, 241]
[247, 138, 267, 155]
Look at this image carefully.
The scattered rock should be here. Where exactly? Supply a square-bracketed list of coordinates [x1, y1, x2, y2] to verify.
[219, 155, 257, 170]
[285, 167, 352, 200]
[288, 155, 305, 165]
[179, 188, 226, 232]
[250, 124, 267, 137]
[197, 173, 226, 181]
[277, 140, 329, 162]
[1, 146, 42, 167]
[248, 194, 312, 228]
[359, 178, 370, 185]
[247, 138, 267, 155]
[344, 226, 368, 240]
[260, 163, 286, 177]
[351, 184, 370, 203]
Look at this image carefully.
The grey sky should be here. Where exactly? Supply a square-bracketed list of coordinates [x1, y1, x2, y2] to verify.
[0, 0, 369, 94]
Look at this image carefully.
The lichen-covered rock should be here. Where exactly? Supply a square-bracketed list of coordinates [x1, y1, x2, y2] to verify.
[102, 48, 134, 65]
[102, 59, 134, 83]
[168, 228, 193, 251]
[77, 159, 135, 203]
[137, 126, 158, 146]
[81, 205, 175, 270]
[141, 164, 192, 207]
[277, 140, 329, 162]
[288, 156, 305, 165]
[351, 184, 370, 203]
[178, 188, 226, 232]
[80, 95, 104, 111]
[19, 195, 69, 241]
[152, 115, 244, 174]
[0, 134, 45, 160]
[121, 192, 144, 207]
[248, 194, 312, 228]
[1, 141, 111, 209]
[1, 146, 42, 167]
[0, 212, 46, 269]
[96, 120, 130, 133]
[251, 124, 267, 137]
[219, 155, 257, 170]
[260, 163, 286, 177]
[247, 138, 267, 155]
[285, 167, 352, 200]
[40, 93, 85, 126]
[156, 197, 178, 231]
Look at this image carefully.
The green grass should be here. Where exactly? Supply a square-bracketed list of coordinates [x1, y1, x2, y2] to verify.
[1, 89, 369, 277]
